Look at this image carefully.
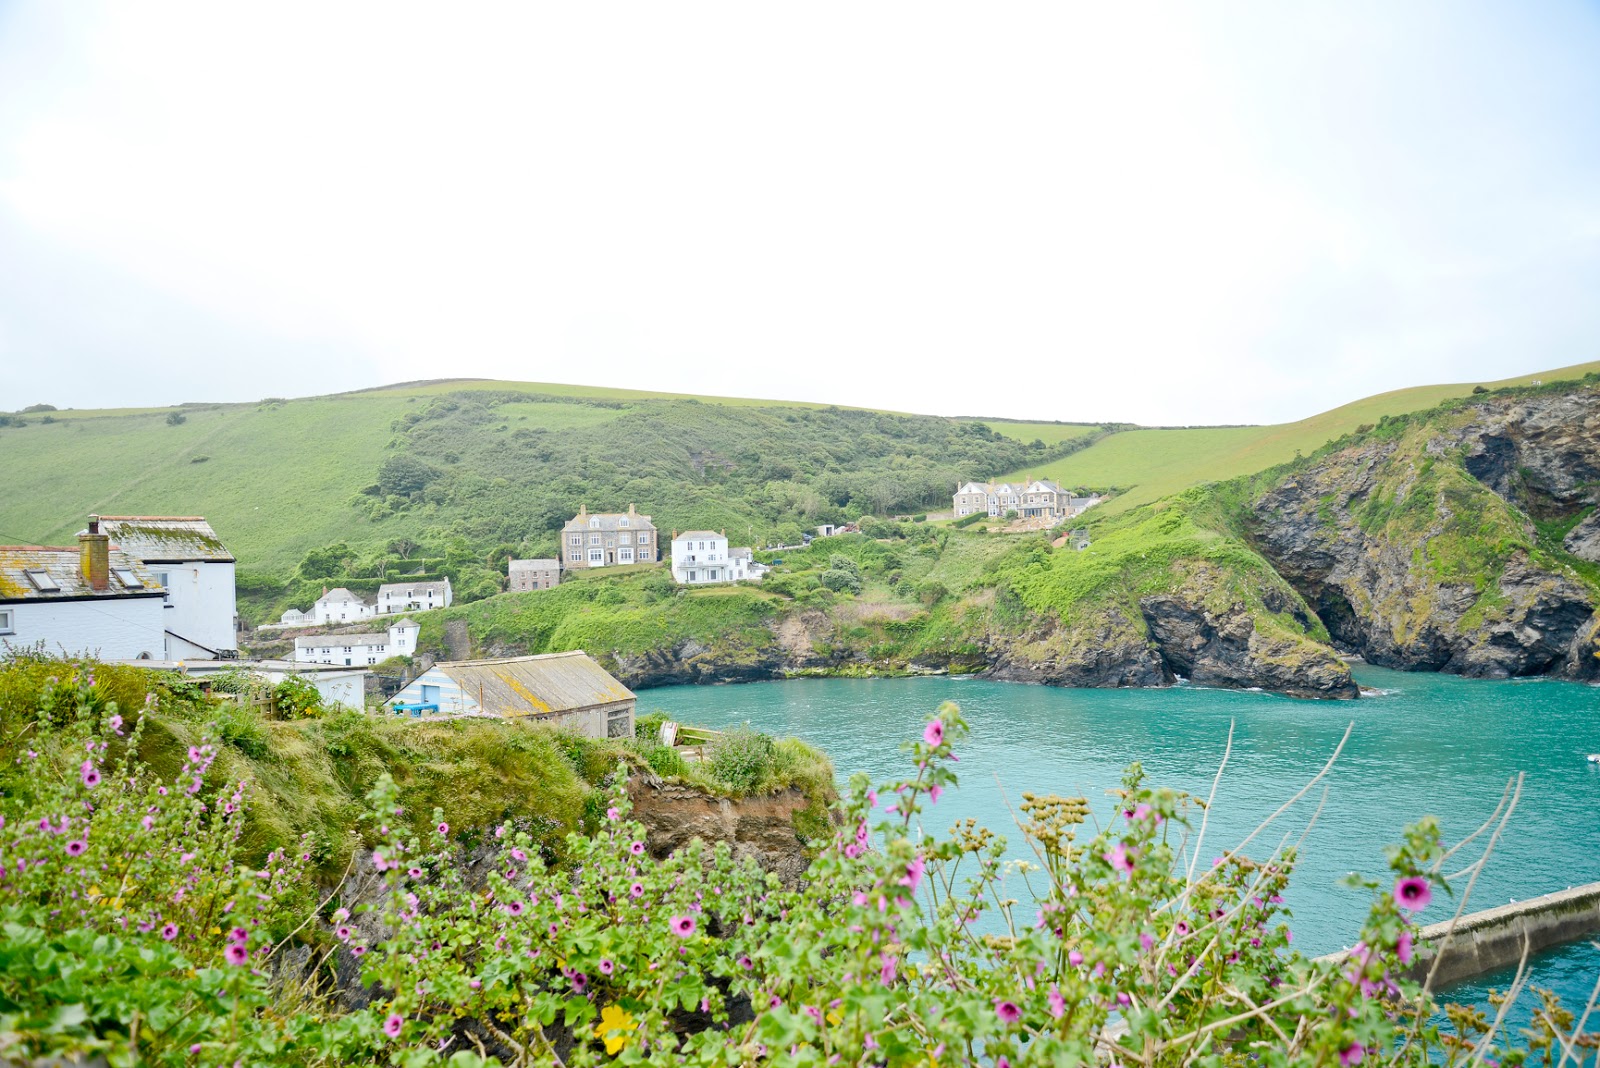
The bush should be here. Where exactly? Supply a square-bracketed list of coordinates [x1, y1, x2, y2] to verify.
[819, 567, 862, 594]
[164, 410, 186, 426]
[705, 725, 776, 794]
[272, 674, 325, 718]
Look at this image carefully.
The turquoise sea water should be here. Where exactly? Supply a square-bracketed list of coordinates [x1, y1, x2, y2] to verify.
[639, 666, 1600, 1019]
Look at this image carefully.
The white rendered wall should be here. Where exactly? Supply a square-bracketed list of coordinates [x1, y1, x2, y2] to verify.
[671, 536, 729, 584]
[4, 598, 166, 660]
[154, 560, 237, 657]
[314, 598, 375, 625]
[389, 624, 418, 656]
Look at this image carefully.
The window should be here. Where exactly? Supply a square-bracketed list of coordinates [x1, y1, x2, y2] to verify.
[589, 550, 604, 563]
[152, 572, 169, 588]
[590, 517, 601, 528]
[23, 569, 59, 593]
[569, 534, 581, 546]
[0, 609, 12, 635]
[590, 533, 601, 545]
[619, 532, 631, 544]
[620, 517, 629, 527]
[114, 568, 142, 587]
[619, 548, 634, 563]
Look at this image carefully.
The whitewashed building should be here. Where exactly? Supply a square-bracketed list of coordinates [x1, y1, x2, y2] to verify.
[387, 652, 635, 738]
[377, 579, 452, 615]
[310, 588, 375, 625]
[671, 531, 766, 585]
[109, 658, 368, 710]
[0, 519, 167, 660]
[294, 618, 420, 666]
[99, 515, 238, 660]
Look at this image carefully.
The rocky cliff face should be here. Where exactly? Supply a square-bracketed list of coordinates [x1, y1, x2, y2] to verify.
[1249, 387, 1600, 680]
[625, 774, 820, 889]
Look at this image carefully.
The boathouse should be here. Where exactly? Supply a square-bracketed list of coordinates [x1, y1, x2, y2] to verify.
[386, 651, 635, 738]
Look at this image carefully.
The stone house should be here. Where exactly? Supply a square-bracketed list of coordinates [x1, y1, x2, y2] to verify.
[387, 651, 636, 738]
[561, 505, 658, 570]
[509, 558, 560, 591]
[953, 478, 1075, 519]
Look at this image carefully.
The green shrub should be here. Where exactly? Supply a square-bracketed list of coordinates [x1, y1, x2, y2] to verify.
[705, 725, 776, 794]
[820, 568, 862, 594]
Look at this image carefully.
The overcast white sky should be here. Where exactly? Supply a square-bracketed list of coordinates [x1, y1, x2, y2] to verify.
[1, 2, 1598, 425]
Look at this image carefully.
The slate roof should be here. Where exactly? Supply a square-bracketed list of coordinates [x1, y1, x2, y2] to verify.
[296, 633, 390, 650]
[379, 580, 450, 598]
[673, 530, 723, 541]
[563, 510, 656, 532]
[509, 559, 560, 571]
[729, 547, 754, 560]
[431, 652, 634, 717]
[316, 588, 369, 605]
[97, 516, 234, 563]
[0, 546, 163, 602]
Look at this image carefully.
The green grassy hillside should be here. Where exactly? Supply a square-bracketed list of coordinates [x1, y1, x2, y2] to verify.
[991, 360, 1600, 512]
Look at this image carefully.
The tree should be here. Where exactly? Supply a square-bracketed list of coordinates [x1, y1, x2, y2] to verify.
[378, 455, 443, 496]
[166, 411, 186, 426]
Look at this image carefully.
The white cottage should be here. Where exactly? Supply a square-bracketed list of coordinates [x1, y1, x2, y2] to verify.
[0, 519, 167, 660]
[99, 515, 238, 660]
[387, 652, 635, 738]
[377, 579, 452, 615]
[293, 618, 420, 666]
[311, 588, 375, 625]
[109, 658, 369, 710]
[671, 531, 766, 585]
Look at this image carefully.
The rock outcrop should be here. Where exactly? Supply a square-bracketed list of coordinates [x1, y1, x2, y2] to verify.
[1249, 388, 1600, 680]
[626, 774, 820, 889]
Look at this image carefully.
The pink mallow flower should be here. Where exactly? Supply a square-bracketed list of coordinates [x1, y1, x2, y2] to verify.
[994, 999, 1021, 1025]
[384, 1014, 404, 1039]
[669, 915, 697, 937]
[1394, 877, 1431, 912]
[923, 719, 944, 747]
[1106, 844, 1135, 873]
[224, 944, 249, 966]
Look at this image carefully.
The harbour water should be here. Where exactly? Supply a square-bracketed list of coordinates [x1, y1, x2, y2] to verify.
[641, 666, 1600, 1022]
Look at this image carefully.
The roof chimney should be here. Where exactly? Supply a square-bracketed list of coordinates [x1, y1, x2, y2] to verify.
[79, 515, 110, 591]
[578, 503, 587, 517]
[628, 503, 637, 516]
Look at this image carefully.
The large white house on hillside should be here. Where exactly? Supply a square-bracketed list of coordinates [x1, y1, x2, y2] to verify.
[378, 579, 451, 615]
[0, 518, 167, 660]
[670, 531, 767, 585]
[953, 479, 1082, 519]
[308, 588, 375, 625]
[294, 618, 420, 667]
[100, 515, 237, 660]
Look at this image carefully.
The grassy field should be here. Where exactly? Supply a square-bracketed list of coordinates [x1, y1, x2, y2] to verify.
[994, 359, 1600, 512]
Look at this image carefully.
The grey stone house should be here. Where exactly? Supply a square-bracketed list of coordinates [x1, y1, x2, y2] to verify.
[560, 505, 659, 570]
[953, 478, 1074, 519]
[508, 558, 560, 591]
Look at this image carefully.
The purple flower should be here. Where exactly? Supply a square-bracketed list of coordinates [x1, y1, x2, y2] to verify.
[436, 822, 449, 836]
[669, 915, 696, 937]
[1068, 949, 1084, 967]
[1048, 985, 1066, 1018]
[65, 839, 87, 857]
[383, 1013, 403, 1038]
[928, 784, 943, 804]
[630, 841, 645, 856]
[161, 922, 178, 940]
[1394, 877, 1431, 912]
[605, 807, 620, 821]
[230, 927, 248, 942]
[1106, 844, 1135, 873]
[899, 856, 925, 894]
[352, 945, 367, 957]
[923, 719, 944, 747]
[994, 999, 1021, 1024]
[505, 901, 525, 917]
[739, 954, 754, 970]
[598, 958, 614, 975]
[1397, 930, 1415, 964]
[108, 714, 123, 734]
[630, 882, 644, 898]
[80, 763, 101, 788]
[224, 943, 249, 966]
[571, 972, 589, 992]
[408, 866, 422, 878]
[1340, 1044, 1365, 1067]
[336, 925, 352, 942]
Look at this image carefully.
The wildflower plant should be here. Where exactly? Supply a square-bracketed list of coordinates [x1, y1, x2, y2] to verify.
[1, 679, 1593, 1066]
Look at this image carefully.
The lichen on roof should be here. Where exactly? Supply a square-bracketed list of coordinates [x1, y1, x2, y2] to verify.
[97, 517, 234, 563]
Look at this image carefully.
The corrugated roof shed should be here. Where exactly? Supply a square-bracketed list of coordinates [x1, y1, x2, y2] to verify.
[98, 516, 235, 563]
[0, 546, 162, 602]
[435, 652, 634, 717]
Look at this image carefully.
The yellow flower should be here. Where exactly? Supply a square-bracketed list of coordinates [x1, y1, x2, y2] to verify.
[594, 1003, 639, 1056]
[825, 1009, 843, 1026]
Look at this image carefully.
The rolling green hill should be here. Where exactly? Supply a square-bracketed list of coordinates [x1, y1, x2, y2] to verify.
[5, 362, 1598, 623]
[988, 360, 1600, 512]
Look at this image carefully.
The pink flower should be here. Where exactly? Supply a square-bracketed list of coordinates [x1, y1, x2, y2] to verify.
[108, 714, 123, 734]
[1068, 949, 1084, 967]
[408, 867, 423, 878]
[1394, 877, 1431, 912]
[630, 841, 645, 856]
[899, 856, 925, 894]
[1048, 985, 1066, 1018]
[230, 927, 248, 942]
[738, 954, 754, 970]
[670, 915, 696, 937]
[1397, 930, 1415, 965]
[371, 851, 389, 871]
[994, 999, 1021, 1024]
[384, 1013, 404, 1038]
[598, 958, 614, 975]
[630, 882, 644, 898]
[352, 945, 367, 957]
[161, 922, 178, 940]
[80, 763, 101, 788]
[224, 943, 249, 966]
[65, 839, 87, 857]
[436, 822, 449, 836]
[1340, 1044, 1364, 1067]
[928, 784, 943, 804]
[605, 807, 620, 821]
[336, 925, 352, 942]
[923, 719, 944, 747]
[1106, 844, 1135, 873]
[505, 901, 525, 916]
